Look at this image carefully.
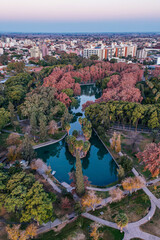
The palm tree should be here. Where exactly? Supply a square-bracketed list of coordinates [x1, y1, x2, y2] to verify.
[115, 213, 128, 232]
[78, 117, 83, 125]
[65, 123, 71, 135]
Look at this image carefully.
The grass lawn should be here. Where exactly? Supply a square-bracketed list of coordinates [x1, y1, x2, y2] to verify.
[91, 190, 150, 223]
[148, 182, 160, 199]
[140, 208, 160, 238]
[99, 225, 124, 240]
[31, 130, 66, 146]
[96, 191, 110, 199]
[107, 129, 155, 181]
[51, 130, 66, 140]
[35, 216, 124, 240]
[36, 217, 92, 240]
[3, 124, 23, 134]
[0, 132, 10, 152]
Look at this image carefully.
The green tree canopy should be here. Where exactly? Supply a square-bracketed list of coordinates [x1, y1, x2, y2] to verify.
[0, 108, 10, 132]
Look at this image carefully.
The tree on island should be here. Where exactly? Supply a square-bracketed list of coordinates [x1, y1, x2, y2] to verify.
[65, 123, 71, 136]
[75, 148, 85, 196]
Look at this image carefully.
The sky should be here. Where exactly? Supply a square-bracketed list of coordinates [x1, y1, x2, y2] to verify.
[0, 0, 160, 33]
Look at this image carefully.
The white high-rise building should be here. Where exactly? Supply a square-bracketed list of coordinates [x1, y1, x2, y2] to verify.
[30, 46, 42, 59]
[83, 48, 104, 60]
[0, 48, 4, 55]
[136, 48, 147, 59]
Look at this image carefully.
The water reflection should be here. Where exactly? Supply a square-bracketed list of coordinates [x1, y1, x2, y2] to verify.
[36, 84, 118, 186]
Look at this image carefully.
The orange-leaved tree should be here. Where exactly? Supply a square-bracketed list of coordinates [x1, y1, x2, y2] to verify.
[109, 187, 124, 202]
[136, 143, 160, 177]
[81, 191, 102, 211]
[90, 224, 100, 240]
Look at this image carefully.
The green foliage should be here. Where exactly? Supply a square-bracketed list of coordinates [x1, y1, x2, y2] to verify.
[96, 76, 110, 90]
[7, 61, 25, 73]
[81, 118, 92, 140]
[75, 151, 85, 196]
[8, 102, 16, 127]
[117, 165, 125, 180]
[0, 108, 10, 131]
[71, 97, 79, 108]
[120, 156, 133, 174]
[73, 76, 81, 83]
[21, 134, 36, 163]
[30, 111, 37, 137]
[97, 126, 105, 135]
[0, 53, 8, 65]
[31, 52, 95, 70]
[85, 101, 160, 130]
[90, 54, 99, 60]
[115, 212, 128, 229]
[62, 88, 74, 97]
[72, 130, 78, 138]
[21, 181, 54, 224]
[61, 108, 73, 127]
[4, 172, 35, 213]
[0, 163, 9, 191]
[39, 119, 47, 141]
[21, 86, 66, 126]
[5, 73, 33, 105]
[0, 165, 55, 225]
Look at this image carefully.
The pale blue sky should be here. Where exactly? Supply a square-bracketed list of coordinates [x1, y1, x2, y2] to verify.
[0, 0, 160, 32]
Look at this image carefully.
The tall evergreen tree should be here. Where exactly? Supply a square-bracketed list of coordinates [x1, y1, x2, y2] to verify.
[30, 111, 37, 139]
[75, 149, 85, 196]
[8, 102, 16, 127]
[21, 134, 36, 164]
[39, 119, 47, 141]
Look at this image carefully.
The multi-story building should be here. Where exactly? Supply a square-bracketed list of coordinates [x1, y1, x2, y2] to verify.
[136, 48, 147, 59]
[0, 48, 4, 55]
[104, 47, 115, 59]
[83, 43, 137, 60]
[30, 46, 42, 59]
[42, 44, 48, 57]
[83, 48, 104, 60]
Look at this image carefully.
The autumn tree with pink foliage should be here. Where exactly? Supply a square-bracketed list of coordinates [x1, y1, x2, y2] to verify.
[136, 143, 160, 177]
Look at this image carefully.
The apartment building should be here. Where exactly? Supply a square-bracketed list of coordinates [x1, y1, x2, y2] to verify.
[83, 48, 104, 60]
[83, 43, 137, 60]
[136, 48, 147, 59]
[30, 46, 42, 59]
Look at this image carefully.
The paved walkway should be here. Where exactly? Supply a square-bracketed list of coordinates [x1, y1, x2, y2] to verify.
[123, 228, 160, 240]
[82, 212, 118, 229]
[132, 168, 160, 210]
[82, 200, 160, 240]
[33, 133, 67, 149]
[86, 185, 119, 192]
[147, 177, 160, 186]
[143, 187, 160, 209]
[37, 219, 62, 234]
[2, 129, 24, 136]
[37, 169, 62, 193]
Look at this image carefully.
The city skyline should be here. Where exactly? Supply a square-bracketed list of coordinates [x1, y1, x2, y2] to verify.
[0, 0, 160, 33]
